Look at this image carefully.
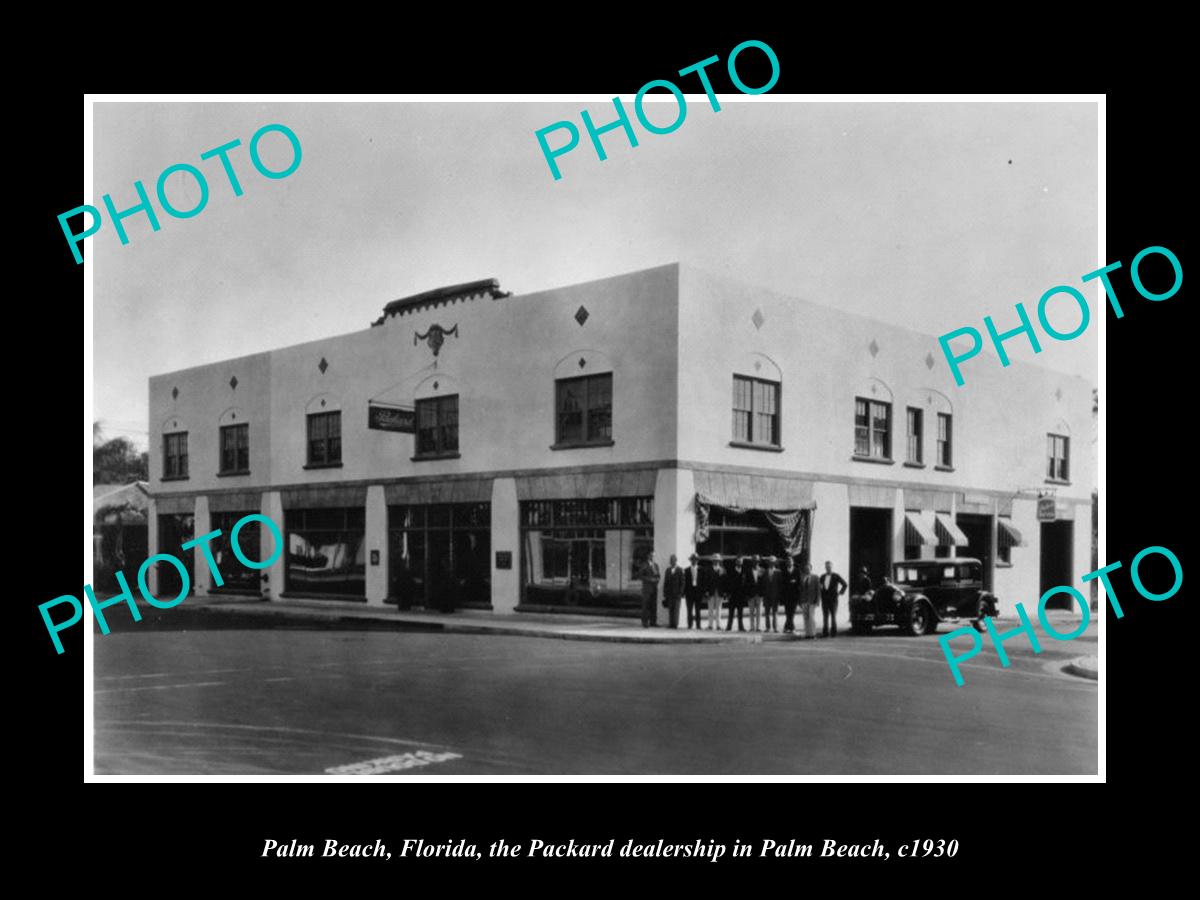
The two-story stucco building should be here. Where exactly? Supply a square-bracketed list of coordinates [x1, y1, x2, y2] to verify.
[146, 263, 1095, 626]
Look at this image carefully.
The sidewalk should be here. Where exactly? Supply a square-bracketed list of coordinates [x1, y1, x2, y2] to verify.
[188, 594, 776, 644]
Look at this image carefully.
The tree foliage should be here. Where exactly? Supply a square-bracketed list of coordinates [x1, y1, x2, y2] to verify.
[93, 422, 148, 484]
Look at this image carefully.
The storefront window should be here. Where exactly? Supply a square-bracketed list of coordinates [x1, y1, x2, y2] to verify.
[520, 497, 654, 610]
[209, 510, 261, 593]
[284, 507, 365, 598]
[389, 503, 491, 610]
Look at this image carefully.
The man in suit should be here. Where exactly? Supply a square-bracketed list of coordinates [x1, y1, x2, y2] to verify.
[663, 554, 686, 629]
[683, 553, 704, 629]
[798, 562, 821, 639]
[704, 555, 724, 631]
[761, 556, 782, 633]
[744, 555, 764, 633]
[724, 557, 746, 632]
[781, 556, 800, 633]
[819, 560, 849, 638]
[639, 552, 661, 628]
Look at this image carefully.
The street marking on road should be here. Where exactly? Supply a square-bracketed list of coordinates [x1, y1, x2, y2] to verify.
[843, 664, 852, 680]
[264, 677, 294, 682]
[325, 751, 464, 775]
[95, 681, 226, 694]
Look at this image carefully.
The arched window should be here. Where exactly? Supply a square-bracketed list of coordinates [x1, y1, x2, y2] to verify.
[552, 351, 614, 449]
[217, 407, 249, 475]
[730, 353, 783, 449]
[413, 374, 461, 459]
[160, 415, 189, 480]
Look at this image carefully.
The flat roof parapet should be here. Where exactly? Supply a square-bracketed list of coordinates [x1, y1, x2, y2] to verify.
[371, 278, 510, 326]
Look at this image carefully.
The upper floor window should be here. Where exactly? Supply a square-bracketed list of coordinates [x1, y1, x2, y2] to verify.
[937, 412, 953, 468]
[854, 398, 891, 459]
[906, 407, 923, 464]
[306, 411, 342, 467]
[1047, 433, 1070, 482]
[415, 395, 460, 458]
[163, 431, 189, 479]
[555, 373, 612, 447]
[732, 376, 781, 448]
[219, 423, 249, 474]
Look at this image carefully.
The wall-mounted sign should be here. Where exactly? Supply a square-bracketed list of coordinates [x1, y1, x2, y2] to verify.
[1036, 497, 1057, 521]
[368, 403, 415, 433]
[495, 551, 512, 570]
[370, 550, 380, 566]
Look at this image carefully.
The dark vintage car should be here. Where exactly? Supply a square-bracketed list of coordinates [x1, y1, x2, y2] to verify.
[848, 558, 999, 636]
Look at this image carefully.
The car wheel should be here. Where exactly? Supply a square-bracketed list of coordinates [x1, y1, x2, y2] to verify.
[850, 618, 872, 635]
[904, 601, 933, 637]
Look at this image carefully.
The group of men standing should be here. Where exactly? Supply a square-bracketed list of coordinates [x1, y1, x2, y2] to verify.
[638, 552, 847, 638]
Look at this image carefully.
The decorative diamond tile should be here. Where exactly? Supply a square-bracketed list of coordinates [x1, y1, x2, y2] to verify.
[868, 339, 880, 357]
[171, 386, 179, 400]
[318, 357, 328, 374]
[1055, 387, 1063, 401]
[231, 412, 236, 420]
[230, 375, 238, 390]
[578, 357, 587, 369]
[433, 381, 439, 390]
[754, 361, 762, 371]
[320, 399, 326, 407]
[575, 305, 589, 326]
[751, 308, 765, 330]
[925, 352, 935, 370]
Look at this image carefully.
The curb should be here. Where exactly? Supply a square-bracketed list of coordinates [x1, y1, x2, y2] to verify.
[1064, 656, 1098, 680]
[189, 602, 774, 645]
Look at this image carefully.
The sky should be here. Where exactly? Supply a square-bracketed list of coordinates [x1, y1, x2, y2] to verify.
[91, 99, 1098, 450]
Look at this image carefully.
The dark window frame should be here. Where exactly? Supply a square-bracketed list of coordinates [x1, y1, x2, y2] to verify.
[906, 406, 923, 465]
[162, 431, 189, 480]
[306, 411, 342, 468]
[554, 372, 614, 448]
[414, 394, 460, 459]
[936, 412, 953, 469]
[854, 397, 892, 461]
[731, 374, 782, 448]
[218, 423, 250, 475]
[1047, 433, 1070, 482]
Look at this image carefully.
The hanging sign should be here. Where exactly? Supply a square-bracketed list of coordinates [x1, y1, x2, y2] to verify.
[368, 403, 415, 433]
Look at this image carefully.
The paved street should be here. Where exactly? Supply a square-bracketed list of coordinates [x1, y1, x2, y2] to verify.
[94, 611, 1097, 775]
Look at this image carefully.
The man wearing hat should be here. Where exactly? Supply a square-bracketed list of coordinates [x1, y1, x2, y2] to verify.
[683, 553, 704, 629]
[781, 555, 801, 633]
[638, 551, 661, 628]
[724, 556, 747, 632]
[703, 554, 724, 631]
[761, 556, 782, 633]
[662, 553, 686, 629]
[744, 555, 764, 633]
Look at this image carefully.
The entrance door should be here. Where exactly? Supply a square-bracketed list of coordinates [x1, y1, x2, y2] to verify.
[957, 513, 994, 591]
[427, 531, 455, 610]
[849, 507, 892, 590]
[1040, 520, 1074, 607]
[157, 514, 195, 599]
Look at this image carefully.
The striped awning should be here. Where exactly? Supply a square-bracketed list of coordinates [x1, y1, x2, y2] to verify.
[998, 518, 1024, 550]
[693, 470, 815, 511]
[385, 479, 493, 505]
[904, 511, 940, 546]
[934, 512, 969, 546]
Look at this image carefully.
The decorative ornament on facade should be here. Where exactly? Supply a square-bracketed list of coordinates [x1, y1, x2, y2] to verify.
[414, 323, 459, 357]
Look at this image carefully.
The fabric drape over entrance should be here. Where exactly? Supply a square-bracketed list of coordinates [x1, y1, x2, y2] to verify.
[692, 471, 817, 557]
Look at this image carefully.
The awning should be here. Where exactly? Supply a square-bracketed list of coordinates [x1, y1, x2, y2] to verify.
[281, 484, 368, 509]
[998, 518, 1024, 550]
[385, 479, 493, 505]
[515, 469, 656, 501]
[209, 491, 263, 513]
[934, 512, 969, 546]
[692, 470, 815, 510]
[154, 494, 194, 515]
[904, 511, 939, 546]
